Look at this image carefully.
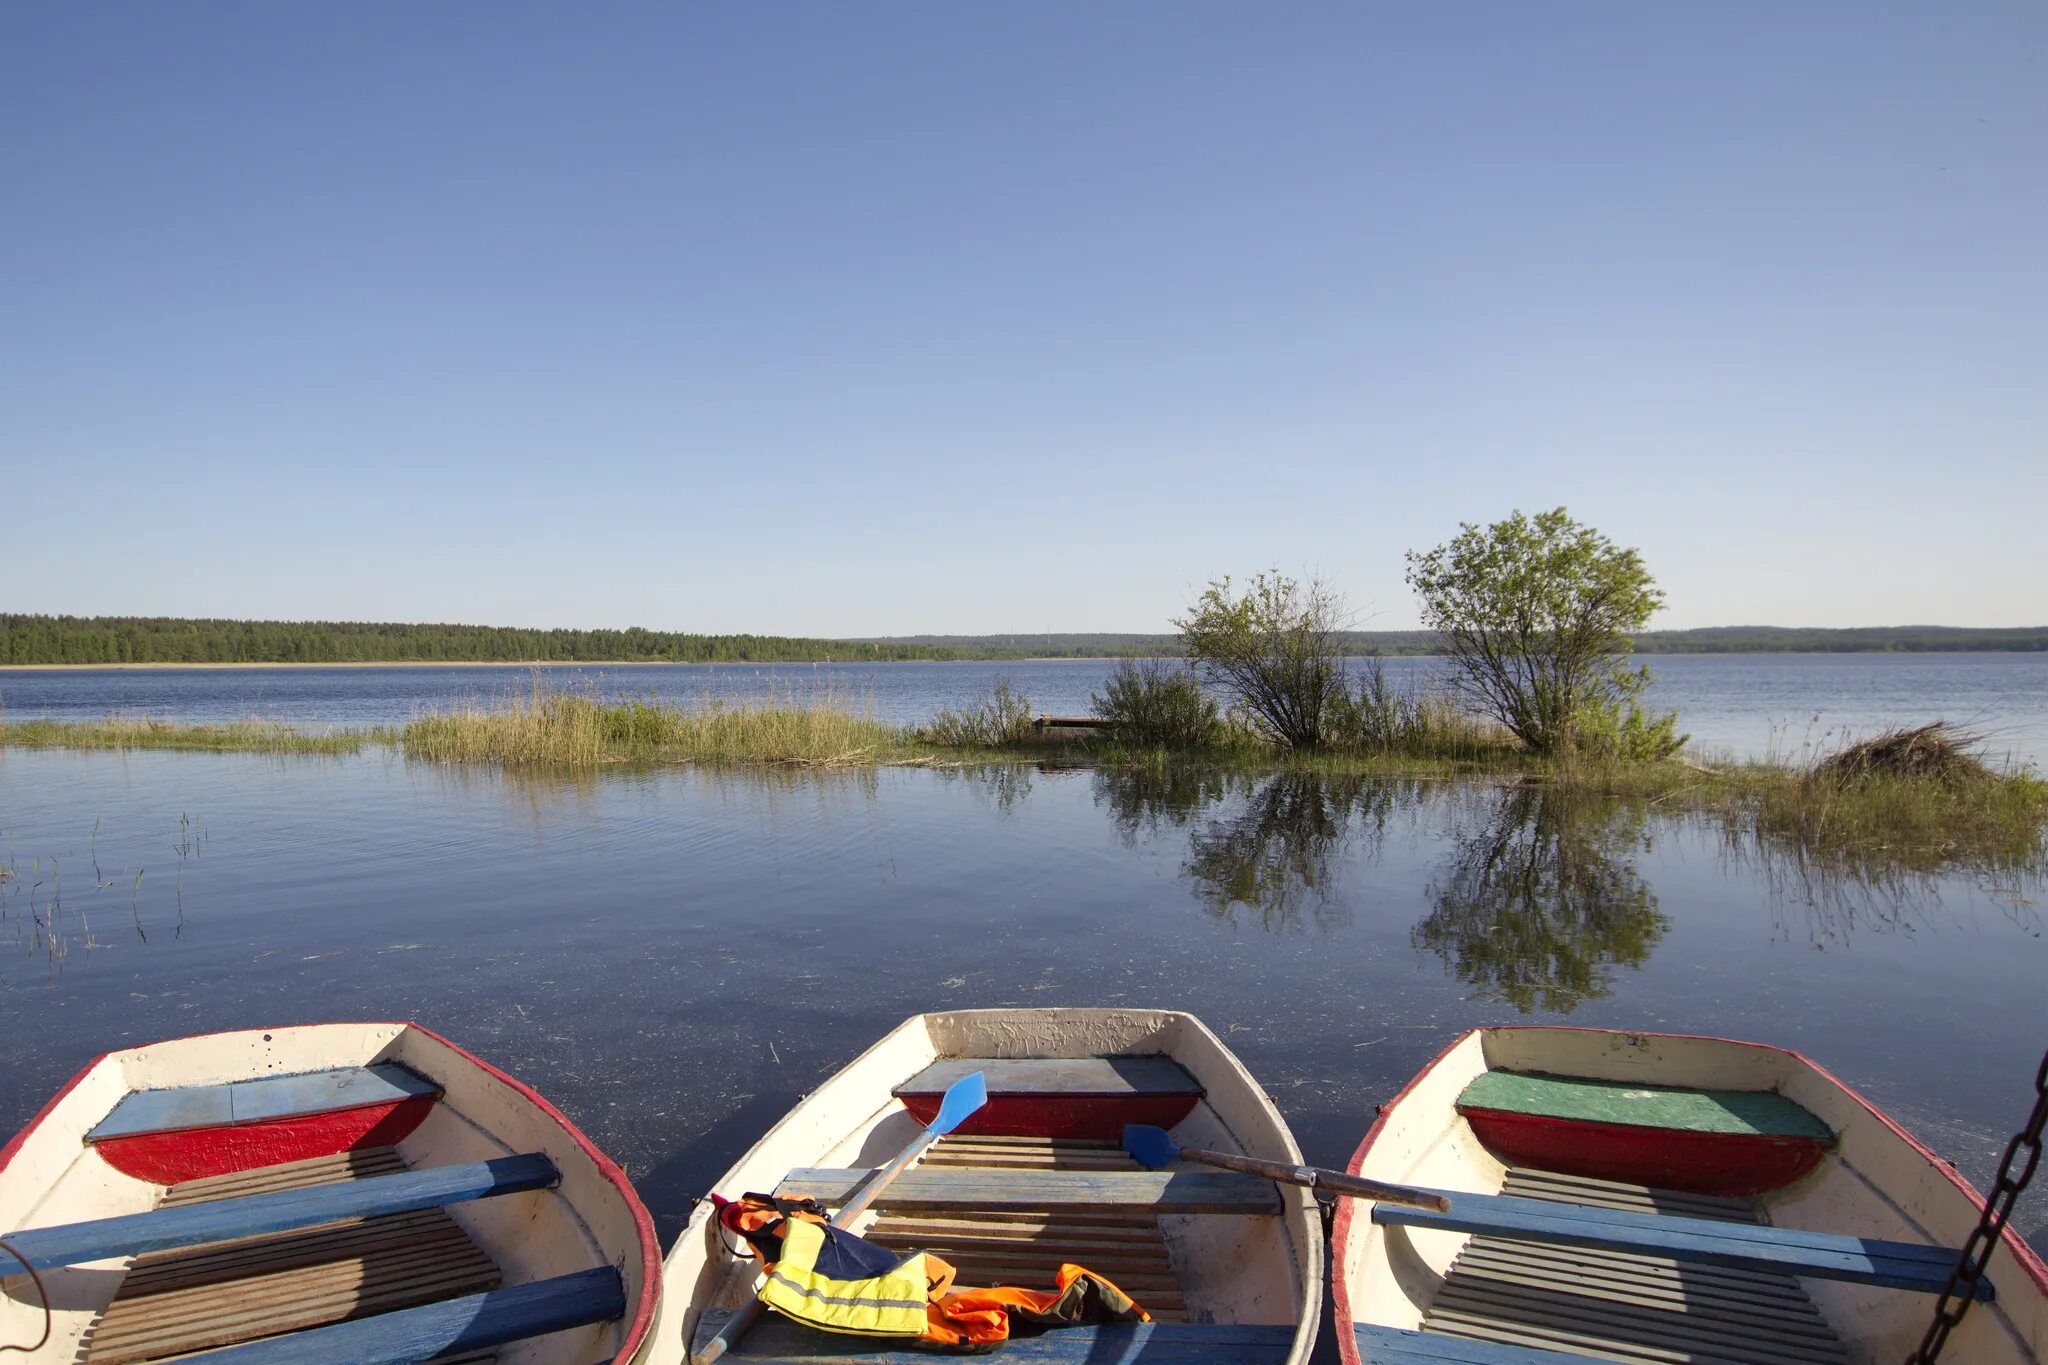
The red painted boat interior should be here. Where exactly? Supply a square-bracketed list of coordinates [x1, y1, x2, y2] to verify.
[898, 1092, 1199, 1140]
[93, 1094, 437, 1184]
[1462, 1106, 1830, 1196]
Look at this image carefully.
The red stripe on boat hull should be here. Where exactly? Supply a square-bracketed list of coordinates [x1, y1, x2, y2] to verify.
[898, 1093, 1199, 1140]
[1462, 1106, 1831, 1197]
[93, 1094, 436, 1184]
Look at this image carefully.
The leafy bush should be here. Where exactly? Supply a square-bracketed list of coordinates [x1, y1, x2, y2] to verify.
[1091, 660, 1223, 748]
[924, 679, 1035, 748]
[1571, 681, 1687, 761]
[1175, 571, 1347, 748]
[1406, 507, 1682, 757]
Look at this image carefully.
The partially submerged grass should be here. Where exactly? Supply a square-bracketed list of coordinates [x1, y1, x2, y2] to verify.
[400, 691, 909, 768]
[1, 716, 375, 754]
[1553, 729, 2047, 880]
[8, 691, 2041, 882]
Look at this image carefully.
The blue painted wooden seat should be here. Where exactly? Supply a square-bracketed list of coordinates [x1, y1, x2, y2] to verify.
[1371, 1188, 1982, 1299]
[1354, 1323, 1607, 1363]
[694, 1309, 1298, 1362]
[86, 1064, 441, 1142]
[1, 1153, 556, 1273]
[776, 1166, 1279, 1215]
[174, 1266, 625, 1363]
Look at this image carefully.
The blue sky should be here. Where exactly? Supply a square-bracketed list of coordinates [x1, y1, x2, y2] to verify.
[5, 3, 2043, 634]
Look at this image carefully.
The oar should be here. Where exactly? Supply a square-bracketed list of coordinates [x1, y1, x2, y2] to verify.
[1122, 1123, 1451, 1213]
[692, 1071, 989, 1365]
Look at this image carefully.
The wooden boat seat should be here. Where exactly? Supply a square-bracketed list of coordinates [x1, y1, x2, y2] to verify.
[777, 1165, 1279, 1216]
[896, 1059, 1203, 1100]
[65, 1147, 620, 1364]
[173, 1267, 625, 1363]
[1, 1151, 558, 1272]
[1397, 1168, 1851, 1364]
[1454, 1070, 1836, 1196]
[1356, 1323, 1623, 1362]
[894, 1059, 1204, 1139]
[695, 1309, 1297, 1362]
[1371, 1175, 1977, 1298]
[86, 1064, 442, 1142]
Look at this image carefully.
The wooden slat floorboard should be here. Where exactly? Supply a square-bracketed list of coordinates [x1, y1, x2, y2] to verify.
[1414, 1168, 1848, 1365]
[873, 1134, 1191, 1323]
[84, 1147, 504, 1365]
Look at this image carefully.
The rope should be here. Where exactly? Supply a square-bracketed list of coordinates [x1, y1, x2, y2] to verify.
[0, 1241, 50, 1355]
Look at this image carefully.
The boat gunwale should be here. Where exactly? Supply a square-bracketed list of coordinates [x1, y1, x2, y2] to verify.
[0, 1020, 664, 1365]
[1332, 1024, 2048, 1365]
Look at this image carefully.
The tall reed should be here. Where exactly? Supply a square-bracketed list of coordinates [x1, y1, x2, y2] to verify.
[399, 687, 903, 767]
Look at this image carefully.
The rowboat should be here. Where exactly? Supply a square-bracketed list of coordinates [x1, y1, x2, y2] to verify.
[655, 1008, 1322, 1364]
[1335, 1026, 2048, 1364]
[0, 1022, 660, 1363]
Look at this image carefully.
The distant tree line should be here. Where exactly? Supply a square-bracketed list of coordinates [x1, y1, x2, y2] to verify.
[871, 626, 2048, 657]
[2, 614, 2042, 668]
[0, 615, 981, 666]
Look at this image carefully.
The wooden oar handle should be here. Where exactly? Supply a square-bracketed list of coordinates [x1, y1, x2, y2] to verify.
[1183, 1147, 1452, 1213]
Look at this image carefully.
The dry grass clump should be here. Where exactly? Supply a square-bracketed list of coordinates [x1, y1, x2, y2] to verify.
[1, 716, 372, 754]
[399, 691, 904, 767]
[1812, 722, 1994, 786]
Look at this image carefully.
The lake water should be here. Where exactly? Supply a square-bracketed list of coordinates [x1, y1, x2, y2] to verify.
[4, 653, 2046, 766]
[2, 746, 2043, 1275]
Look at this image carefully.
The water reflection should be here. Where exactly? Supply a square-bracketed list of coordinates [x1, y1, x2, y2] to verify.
[1729, 835, 2046, 947]
[1092, 764, 1243, 845]
[1094, 766, 1672, 1006]
[1185, 773, 1363, 933]
[1413, 786, 1666, 1013]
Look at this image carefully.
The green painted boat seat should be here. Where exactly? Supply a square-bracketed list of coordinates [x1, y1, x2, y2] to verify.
[175, 1267, 625, 1363]
[894, 1058, 1203, 1099]
[1455, 1072, 1832, 1141]
[1355, 1323, 1613, 1362]
[0, 1154, 557, 1272]
[1371, 1189, 1983, 1299]
[694, 1309, 1296, 1362]
[777, 1165, 1279, 1215]
[87, 1064, 441, 1142]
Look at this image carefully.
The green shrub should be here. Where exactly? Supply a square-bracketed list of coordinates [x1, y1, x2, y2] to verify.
[924, 679, 1035, 748]
[1091, 660, 1223, 748]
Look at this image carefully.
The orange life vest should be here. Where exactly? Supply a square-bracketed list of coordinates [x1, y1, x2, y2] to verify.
[713, 1193, 1149, 1350]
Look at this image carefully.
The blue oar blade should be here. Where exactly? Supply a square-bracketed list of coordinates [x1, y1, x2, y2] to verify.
[1122, 1123, 1179, 1170]
[930, 1071, 987, 1136]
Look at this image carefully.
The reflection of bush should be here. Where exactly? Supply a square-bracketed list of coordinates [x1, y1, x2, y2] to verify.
[1413, 785, 1667, 1013]
[1092, 765, 1249, 845]
[1181, 774, 1419, 934]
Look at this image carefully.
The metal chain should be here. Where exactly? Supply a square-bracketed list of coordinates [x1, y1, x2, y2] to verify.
[1909, 1045, 2048, 1363]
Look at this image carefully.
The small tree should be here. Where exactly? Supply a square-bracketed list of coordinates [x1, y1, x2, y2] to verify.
[1405, 509, 1683, 758]
[1175, 571, 1346, 748]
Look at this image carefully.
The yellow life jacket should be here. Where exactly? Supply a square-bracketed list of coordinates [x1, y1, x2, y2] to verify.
[756, 1216, 933, 1339]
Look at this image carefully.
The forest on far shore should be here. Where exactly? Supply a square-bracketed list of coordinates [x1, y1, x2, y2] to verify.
[3, 615, 2045, 667]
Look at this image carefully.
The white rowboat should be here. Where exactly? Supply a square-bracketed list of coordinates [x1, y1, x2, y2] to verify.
[1335, 1026, 2048, 1364]
[653, 1008, 1322, 1364]
[0, 1022, 660, 1364]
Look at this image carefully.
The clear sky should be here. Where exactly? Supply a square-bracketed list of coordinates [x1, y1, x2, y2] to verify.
[5, 3, 2044, 635]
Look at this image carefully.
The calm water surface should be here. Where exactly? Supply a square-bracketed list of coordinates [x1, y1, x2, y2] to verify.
[4, 654, 2045, 765]
[2, 748, 2042, 1263]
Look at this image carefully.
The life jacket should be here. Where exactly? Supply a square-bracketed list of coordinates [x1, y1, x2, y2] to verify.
[713, 1194, 1148, 1350]
[714, 1194, 944, 1340]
